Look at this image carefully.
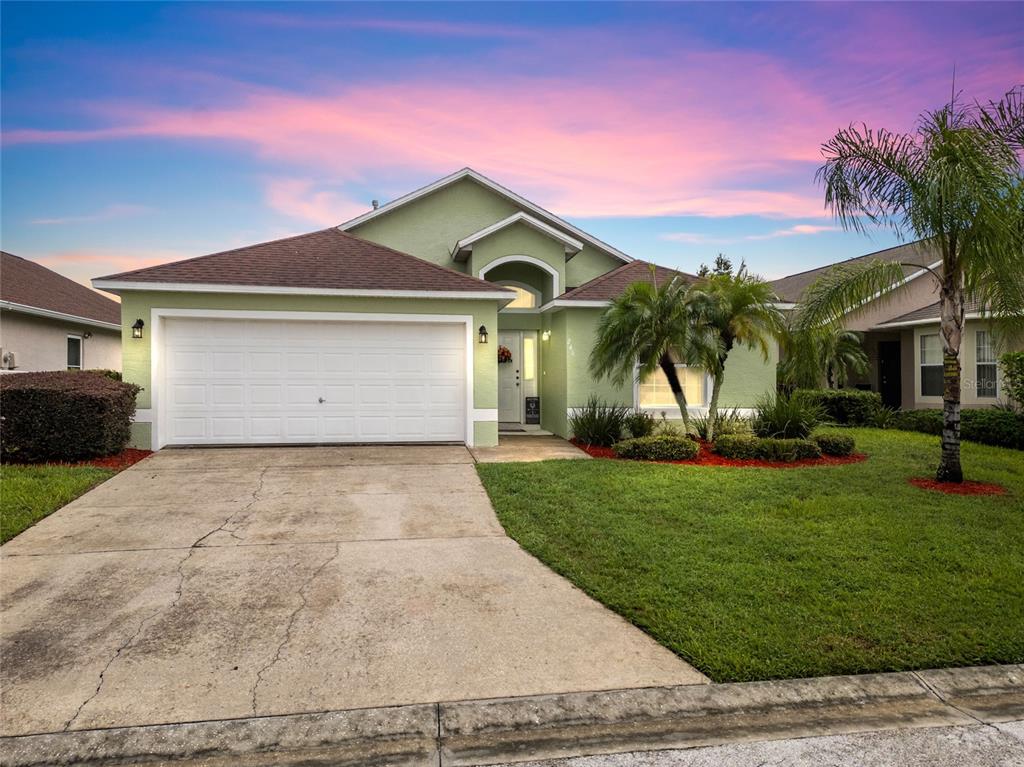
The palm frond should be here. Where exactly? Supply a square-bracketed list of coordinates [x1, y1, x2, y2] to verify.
[793, 259, 911, 332]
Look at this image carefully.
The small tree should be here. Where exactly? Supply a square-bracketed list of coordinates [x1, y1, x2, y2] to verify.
[689, 262, 784, 441]
[589, 270, 714, 432]
[780, 324, 870, 390]
[797, 86, 1024, 482]
[1000, 351, 1024, 408]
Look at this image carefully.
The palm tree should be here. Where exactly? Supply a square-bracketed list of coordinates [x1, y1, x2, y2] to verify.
[589, 270, 713, 432]
[688, 264, 784, 440]
[796, 87, 1024, 482]
[780, 324, 870, 390]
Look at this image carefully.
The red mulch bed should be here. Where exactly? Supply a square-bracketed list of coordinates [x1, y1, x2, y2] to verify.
[571, 439, 868, 469]
[908, 477, 1007, 496]
[57, 448, 153, 470]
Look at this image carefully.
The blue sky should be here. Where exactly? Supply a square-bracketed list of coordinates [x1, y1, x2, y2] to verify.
[2, 2, 1021, 287]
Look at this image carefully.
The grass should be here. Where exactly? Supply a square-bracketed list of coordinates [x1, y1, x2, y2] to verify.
[476, 428, 1024, 682]
[1, 464, 114, 543]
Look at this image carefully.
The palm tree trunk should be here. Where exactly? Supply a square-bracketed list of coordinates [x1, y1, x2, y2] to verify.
[659, 353, 690, 431]
[936, 273, 965, 483]
[706, 374, 724, 442]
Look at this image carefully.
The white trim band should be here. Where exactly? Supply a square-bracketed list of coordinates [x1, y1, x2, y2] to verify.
[92, 280, 513, 302]
[0, 300, 121, 331]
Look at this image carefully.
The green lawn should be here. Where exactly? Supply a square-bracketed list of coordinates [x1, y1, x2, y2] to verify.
[1, 464, 114, 543]
[476, 428, 1024, 682]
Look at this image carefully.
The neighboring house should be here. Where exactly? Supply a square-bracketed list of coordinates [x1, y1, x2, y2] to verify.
[771, 240, 1019, 409]
[1, 251, 121, 373]
[92, 168, 776, 450]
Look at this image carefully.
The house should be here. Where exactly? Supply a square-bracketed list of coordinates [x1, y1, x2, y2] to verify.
[1, 251, 121, 373]
[771, 240, 1017, 409]
[92, 168, 775, 450]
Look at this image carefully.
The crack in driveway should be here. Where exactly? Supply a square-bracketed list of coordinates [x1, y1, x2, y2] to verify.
[250, 542, 342, 715]
[62, 468, 270, 731]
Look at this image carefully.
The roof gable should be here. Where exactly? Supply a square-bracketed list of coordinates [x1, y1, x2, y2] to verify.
[339, 168, 632, 264]
[92, 229, 513, 298]
[454, 212, 583, 261]
[1, 251, 120, 327]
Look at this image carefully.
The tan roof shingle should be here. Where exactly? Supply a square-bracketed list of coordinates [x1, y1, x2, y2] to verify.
[559, 260, 696, 301]
[96, 228, 511, 295]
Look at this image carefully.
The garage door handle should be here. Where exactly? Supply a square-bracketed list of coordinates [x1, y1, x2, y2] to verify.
[318, 397, 326, 404]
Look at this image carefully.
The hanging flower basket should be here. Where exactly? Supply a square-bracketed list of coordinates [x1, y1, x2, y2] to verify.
[497, 345, 513, 364]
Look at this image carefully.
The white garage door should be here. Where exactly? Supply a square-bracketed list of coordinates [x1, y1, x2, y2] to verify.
[161, 317, 466, 445]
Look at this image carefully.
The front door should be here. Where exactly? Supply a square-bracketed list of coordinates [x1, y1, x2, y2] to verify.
[878, 340, 902, 409]
[498, 331, 521, 422]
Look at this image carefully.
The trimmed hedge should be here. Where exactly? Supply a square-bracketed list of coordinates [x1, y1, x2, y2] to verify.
[613, 435, 699, 461]
[0, 371, 140, 463]
[714, 434, 822, 462]
[889, 408, 1024, 450]
[813, 432, 856, 457]
[794, 389, 881, 426]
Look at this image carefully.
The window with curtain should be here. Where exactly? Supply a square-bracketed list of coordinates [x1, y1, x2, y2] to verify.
[638, 365, 705, 407]
[976, 330, 997, 398]
[920, 333, 943, 397]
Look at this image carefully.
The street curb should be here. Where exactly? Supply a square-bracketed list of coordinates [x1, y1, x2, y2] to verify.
[2, 664, 1021, 767]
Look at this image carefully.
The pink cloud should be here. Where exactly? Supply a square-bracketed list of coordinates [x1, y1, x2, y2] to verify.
[264, 178, 370, 226]
[225, 11, 533, 40]
[4, 13, 1019, 222]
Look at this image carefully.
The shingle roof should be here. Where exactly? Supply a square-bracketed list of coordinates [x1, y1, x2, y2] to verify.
[95, 228, 511, 294]
[559, 260, 697, 302]
[876, 298, 987, 326]
[770, 239, 940, 303]
[1, 251, 120, 326]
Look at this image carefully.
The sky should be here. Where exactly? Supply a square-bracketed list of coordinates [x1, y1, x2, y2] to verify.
[2, 1, 1021, 290]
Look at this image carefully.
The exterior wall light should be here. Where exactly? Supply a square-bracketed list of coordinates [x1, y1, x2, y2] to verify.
[478, 325, 488, 344]
[132, 319, 145, 339]
[541, 330, 551, 341]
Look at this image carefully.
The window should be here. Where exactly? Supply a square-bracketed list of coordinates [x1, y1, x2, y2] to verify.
[638, 365, 705, 407]
[500, 284, 538, 309]
[976, 330, 997, 398]
[67, 336, 83, 370]
[920, 333, 943, 397]
[522, 335, 536, 381]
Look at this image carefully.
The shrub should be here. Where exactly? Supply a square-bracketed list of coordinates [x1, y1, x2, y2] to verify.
[1000, 352, 1024, 407]
[794, 389, 881, 426]
[752, 393, 823, 439]
[623, 409, 657, 439]
[613, 434, 700, 461]
[813, 432, 856, 456]
[85, 369, 122, 381]
[870, 405, 900, 429]
[569, 396, 630, 447]
[889, 407, 1024, 450]
[713, 434, 821, 462]
[692, 408, 751, 440]
[0, 371, 140, 463]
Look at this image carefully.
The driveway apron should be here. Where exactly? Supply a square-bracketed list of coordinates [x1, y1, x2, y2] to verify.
[1, 445, 705, 737]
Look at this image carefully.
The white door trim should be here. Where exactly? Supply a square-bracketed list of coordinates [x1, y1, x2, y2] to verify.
[149, 308, 477, 450]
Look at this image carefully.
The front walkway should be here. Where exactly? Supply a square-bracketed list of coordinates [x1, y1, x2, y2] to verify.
[471, 434, 591, 463]
[0, 445, 701, 737]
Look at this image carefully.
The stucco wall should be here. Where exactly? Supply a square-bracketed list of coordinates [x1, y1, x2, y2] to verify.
[539, 310, 568, 436]
[0, 309, 121, 372]
[844, 271, 941, 331]
[470, 222, 566, 303]
[117, 291, 499, 447]
[349, 176, 629, 294]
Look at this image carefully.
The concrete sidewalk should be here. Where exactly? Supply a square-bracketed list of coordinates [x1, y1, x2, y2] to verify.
[1, 445, 703, 738]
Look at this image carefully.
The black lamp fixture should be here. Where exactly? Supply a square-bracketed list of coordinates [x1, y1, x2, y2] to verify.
[132, 319, 145, 339]
[478, 325, 488, 344]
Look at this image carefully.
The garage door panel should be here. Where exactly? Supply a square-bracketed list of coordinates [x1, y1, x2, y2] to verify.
[162, 318, 466, 445]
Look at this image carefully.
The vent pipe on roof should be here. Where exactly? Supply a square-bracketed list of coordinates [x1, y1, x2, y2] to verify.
[371, 199, 379, 210]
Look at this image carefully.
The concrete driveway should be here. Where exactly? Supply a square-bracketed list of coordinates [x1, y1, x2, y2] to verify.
[1, 446, 704, 737]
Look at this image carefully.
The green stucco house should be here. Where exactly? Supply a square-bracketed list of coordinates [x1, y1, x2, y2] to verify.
[94, 168, 776, 449]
